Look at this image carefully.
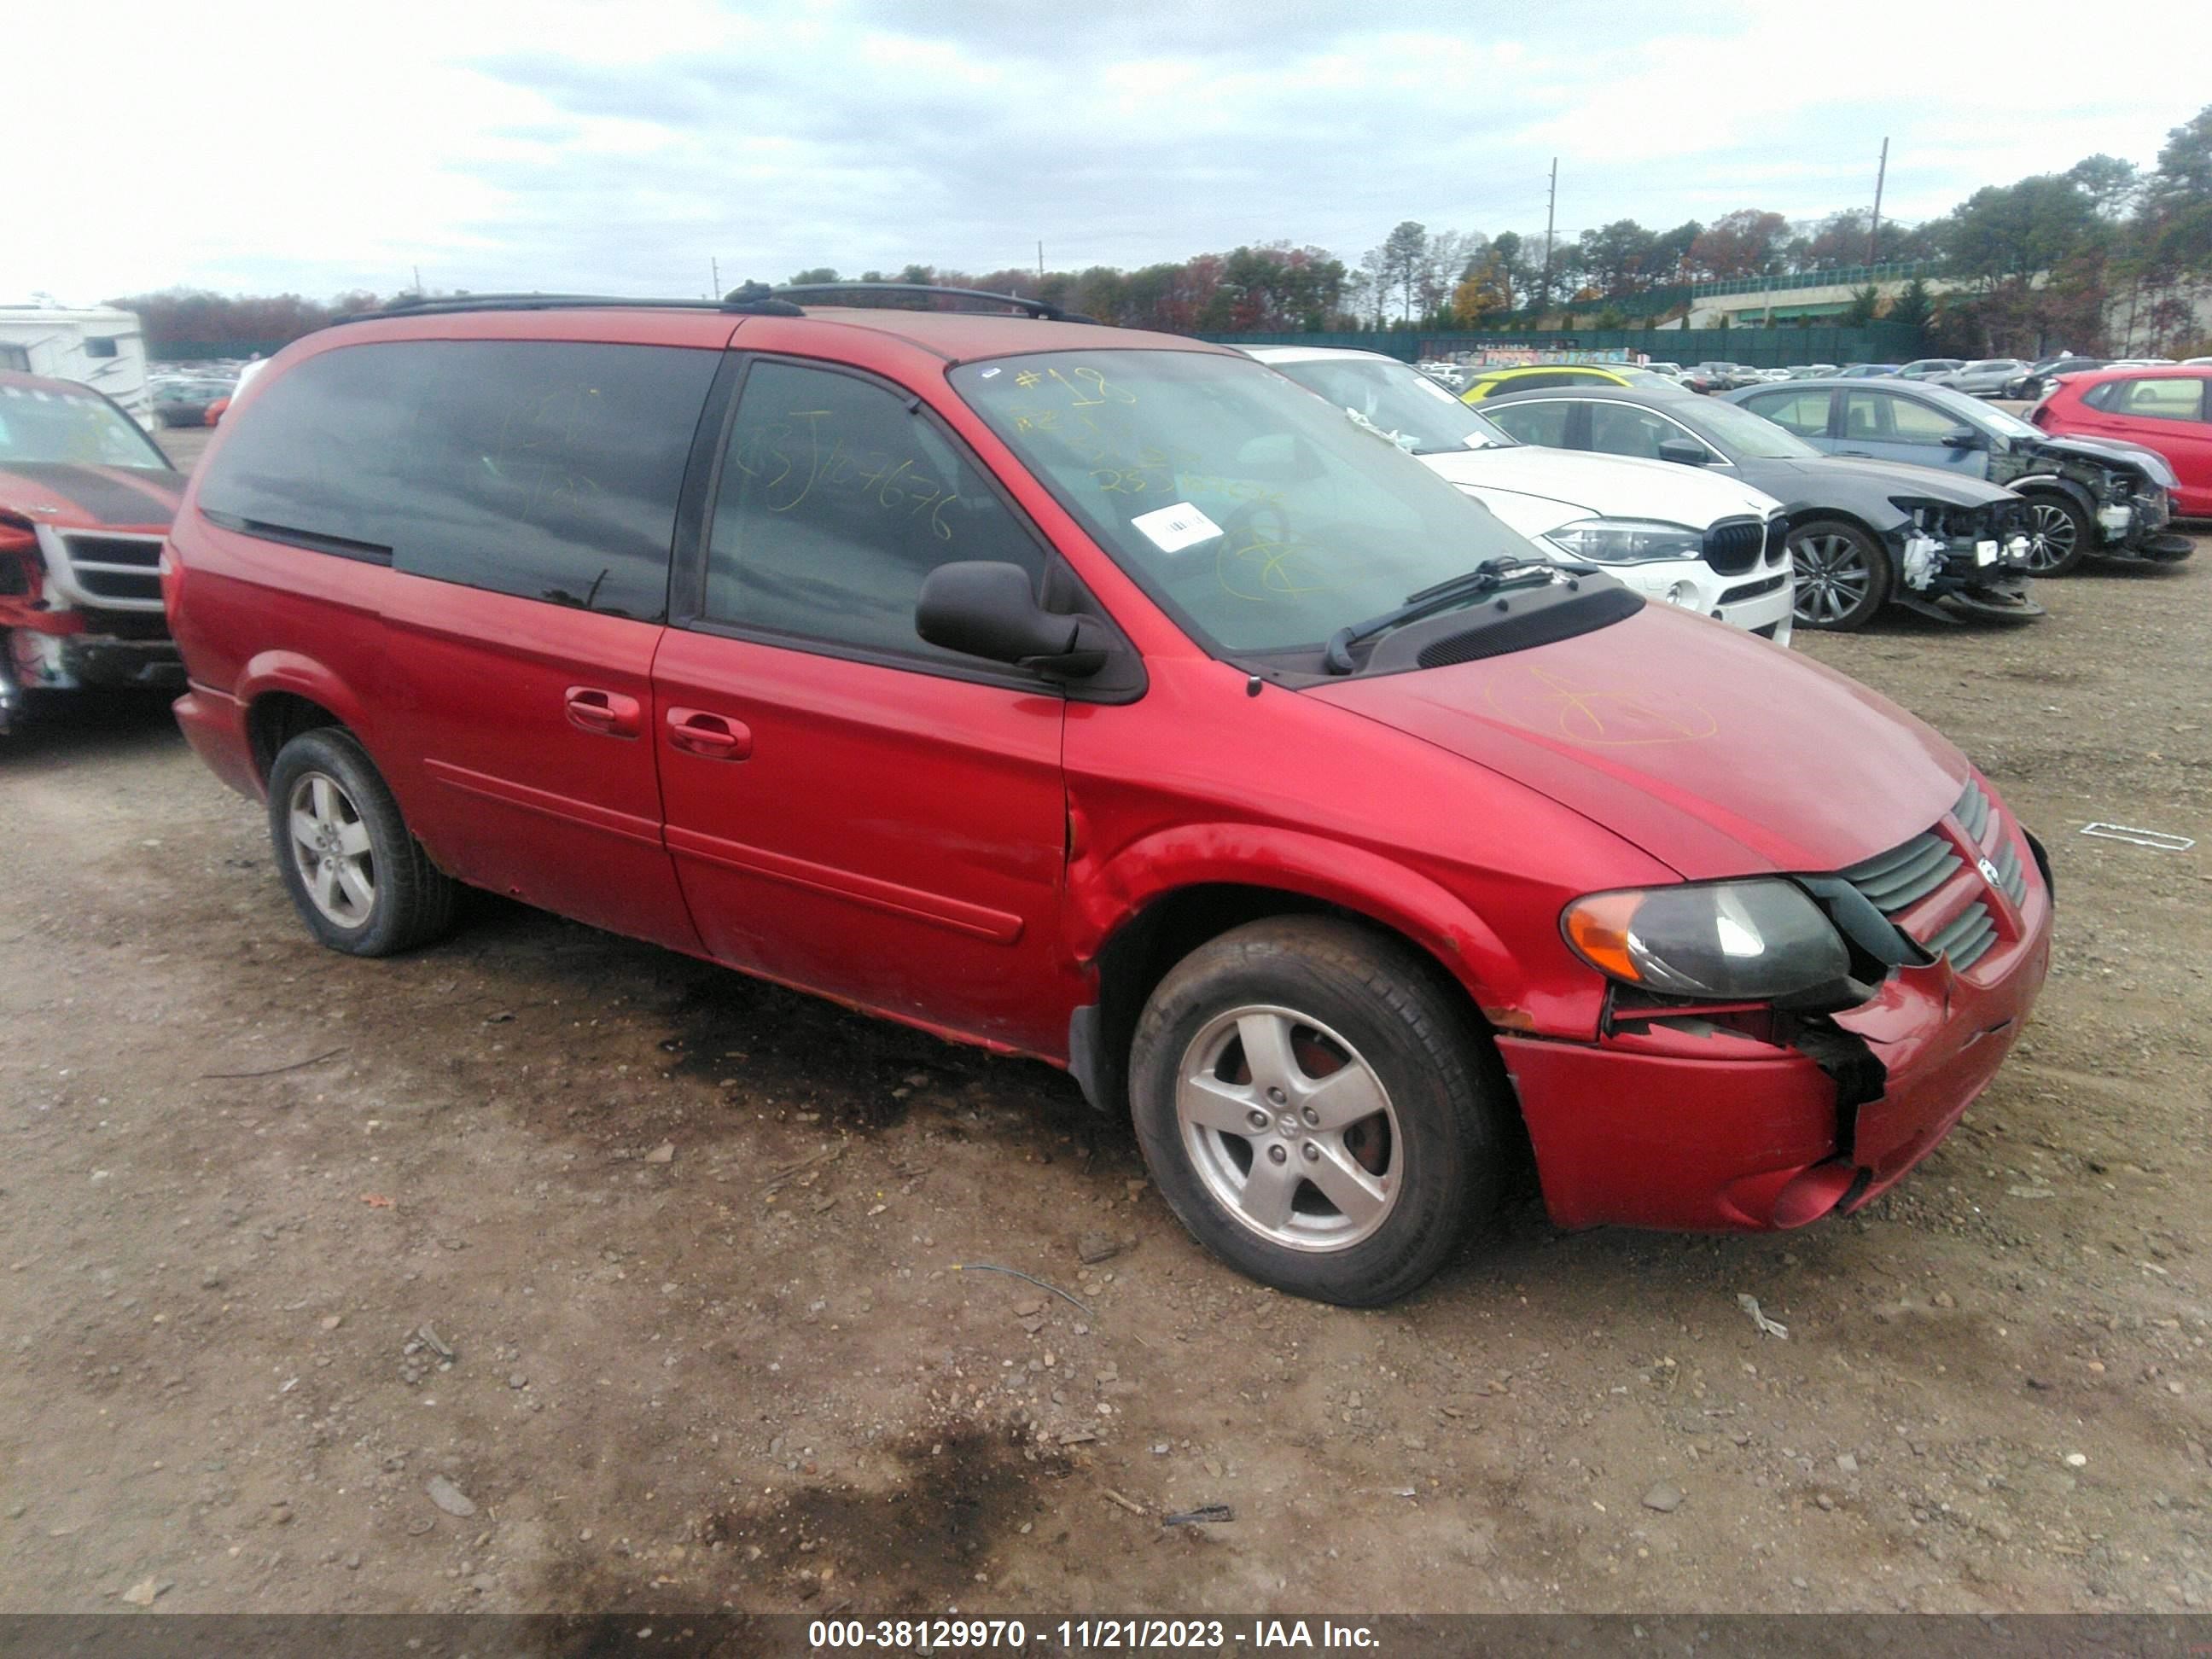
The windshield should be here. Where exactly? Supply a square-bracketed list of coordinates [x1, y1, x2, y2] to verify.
[0, 383, 171, 469]
[1694, 397, 1822, 458]
[1612, 366, 1686, 391]
[1260, 355, 1511, 457]
[952, 350, 1543, 657]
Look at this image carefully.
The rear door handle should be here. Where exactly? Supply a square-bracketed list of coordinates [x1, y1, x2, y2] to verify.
[667, 707, 753, 760]
[565, 686, 642, 738]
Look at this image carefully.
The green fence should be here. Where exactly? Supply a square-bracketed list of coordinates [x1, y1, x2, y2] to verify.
[1198, 323, 1924, 369]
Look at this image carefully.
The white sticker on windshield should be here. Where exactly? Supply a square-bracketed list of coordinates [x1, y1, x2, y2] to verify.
[1131, 502, 1224, 554]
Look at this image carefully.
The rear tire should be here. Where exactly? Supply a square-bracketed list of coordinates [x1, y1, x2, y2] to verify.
[1128, 917, 1507, 1307]
[2020, 495, 2091, 575]
[266, 727, 456, 957]
[1787, 517, 1891, 631]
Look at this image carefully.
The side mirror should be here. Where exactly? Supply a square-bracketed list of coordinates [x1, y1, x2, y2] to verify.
[916, 562, 1109, 679]
[1656, 436, 1711, 466]
[1940, 429, 1986, 451]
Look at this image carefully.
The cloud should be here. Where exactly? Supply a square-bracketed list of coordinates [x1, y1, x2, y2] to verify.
[8, 0, 2209, 303]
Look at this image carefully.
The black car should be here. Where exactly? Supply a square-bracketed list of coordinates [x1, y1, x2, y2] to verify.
[1478, 383, 2042, 632]
[1721, 377, 2192, 576]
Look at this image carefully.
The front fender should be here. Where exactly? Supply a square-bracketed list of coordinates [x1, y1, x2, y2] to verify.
[2009, 471, 2096, 517]
[1068, 819, 1544, 1024]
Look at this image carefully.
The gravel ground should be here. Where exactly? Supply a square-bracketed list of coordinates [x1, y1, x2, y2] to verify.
[2, 451, 2206, 1614]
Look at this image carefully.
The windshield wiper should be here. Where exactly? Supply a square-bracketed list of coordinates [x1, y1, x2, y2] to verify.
[1321, 558, 1568, 675]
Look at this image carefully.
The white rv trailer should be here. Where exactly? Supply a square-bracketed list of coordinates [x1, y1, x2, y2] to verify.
[0, 304, 153, 425]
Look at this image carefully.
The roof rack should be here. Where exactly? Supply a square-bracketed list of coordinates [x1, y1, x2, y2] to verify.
[771, 282, 1097, 324]
[326, 289, 805, 326]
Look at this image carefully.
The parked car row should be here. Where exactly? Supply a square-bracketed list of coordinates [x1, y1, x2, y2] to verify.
[15, 286, 2195, 1308]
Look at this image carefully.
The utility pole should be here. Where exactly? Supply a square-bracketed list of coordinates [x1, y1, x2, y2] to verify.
[1037, 241, 1045, 282]
[1867, 137, 1889, 266]
[1541, 158, 1557, 316]
[411, 265, 422, 294]
[711, 257, 720, 298]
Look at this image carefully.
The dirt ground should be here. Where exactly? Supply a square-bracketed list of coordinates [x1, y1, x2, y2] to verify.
[3, 428, 2207, 1615]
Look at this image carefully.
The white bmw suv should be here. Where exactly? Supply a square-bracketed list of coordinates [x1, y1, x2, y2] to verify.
[1249, 346, 1796, 643]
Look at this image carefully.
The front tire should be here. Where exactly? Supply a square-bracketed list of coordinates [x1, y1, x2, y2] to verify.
[1787, 517, 1891, 631]
[266, 727, 456, 956]
[1128, 917, 1507, 1306]
[2020, 495, 2091, 575]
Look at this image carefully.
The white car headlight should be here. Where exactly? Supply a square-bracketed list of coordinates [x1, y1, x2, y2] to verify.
[1542, 518, 1706, 565]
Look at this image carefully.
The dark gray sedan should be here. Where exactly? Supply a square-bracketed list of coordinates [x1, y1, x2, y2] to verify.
[1721, 377, 2192, 576]
[1477, 383, 2041, 632]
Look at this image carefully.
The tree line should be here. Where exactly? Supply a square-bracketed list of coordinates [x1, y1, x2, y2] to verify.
[110, 103, 2212, 358]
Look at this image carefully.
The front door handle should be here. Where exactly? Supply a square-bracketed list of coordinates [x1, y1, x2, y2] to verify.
[667, 707, 753, 760]
[565, 686, 642, 738]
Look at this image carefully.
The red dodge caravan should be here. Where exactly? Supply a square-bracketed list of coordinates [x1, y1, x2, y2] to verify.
[165, 287, 2053, 1304]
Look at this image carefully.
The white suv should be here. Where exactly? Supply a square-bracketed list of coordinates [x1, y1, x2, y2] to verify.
[1249, 346, 1795, 643]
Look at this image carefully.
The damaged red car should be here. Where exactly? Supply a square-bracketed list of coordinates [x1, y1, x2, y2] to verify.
[1, 370, 185, 733]
[164, 288, 2054, 1305]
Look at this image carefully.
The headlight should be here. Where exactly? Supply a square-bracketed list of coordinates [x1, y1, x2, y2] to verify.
[1542, 518, 1705, 564]
[1562, 879, 1849, 1000]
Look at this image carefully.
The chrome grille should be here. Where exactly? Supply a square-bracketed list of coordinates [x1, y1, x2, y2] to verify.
[49, 531, 166, 610]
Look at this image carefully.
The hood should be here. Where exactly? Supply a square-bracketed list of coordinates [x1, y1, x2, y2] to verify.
[0, 461, 182, 532]
[1309, 601, 1965, 881]
[1749, 454, 2019, 508]
[1417, 445, 1779, 530]
[2023, 432, 2179, 487]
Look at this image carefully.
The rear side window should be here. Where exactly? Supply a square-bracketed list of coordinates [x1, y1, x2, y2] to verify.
[196, 340, 719, 621]
[699, 358, 1044, 665]
[1586, 403, 1683, 460]
[1745, 389, 1830, 437]
[2106, 377, 2207, 422]
[1481, 399, 1573, 448]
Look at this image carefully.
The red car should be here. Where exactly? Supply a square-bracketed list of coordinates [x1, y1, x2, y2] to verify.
[1, 370, 186, 733]
[165, 288, 2053, 1304]
[2031, 366, 2212, 517]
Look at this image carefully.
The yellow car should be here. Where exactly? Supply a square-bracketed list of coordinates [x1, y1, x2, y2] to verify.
[1459, 362, 1690, 403]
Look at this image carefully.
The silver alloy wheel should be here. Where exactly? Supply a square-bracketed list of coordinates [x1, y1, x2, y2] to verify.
[1789, 531, 1874, 626]
[2022, 501, 2078, 573]
[287, 771, 376, 928]
[1175, 1004, 1400, 1253]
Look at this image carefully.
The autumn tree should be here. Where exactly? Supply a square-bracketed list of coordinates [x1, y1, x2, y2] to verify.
[1690, 211, 1789, 279]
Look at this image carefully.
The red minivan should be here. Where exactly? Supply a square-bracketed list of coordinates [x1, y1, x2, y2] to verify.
[165, 288, 2053, 1304]
[2030, 366, 2212, 517]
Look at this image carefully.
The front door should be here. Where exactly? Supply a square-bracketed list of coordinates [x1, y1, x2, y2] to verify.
[1836, 389, 1987, 477]
[653, 356, 1075, 1057]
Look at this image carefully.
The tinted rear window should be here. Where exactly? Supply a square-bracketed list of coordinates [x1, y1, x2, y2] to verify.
[197, 340, 719, 620]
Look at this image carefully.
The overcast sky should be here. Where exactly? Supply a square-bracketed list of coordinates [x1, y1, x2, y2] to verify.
[15, 0, 2211, 304]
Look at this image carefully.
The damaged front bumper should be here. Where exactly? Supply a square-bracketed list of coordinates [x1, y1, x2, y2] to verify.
[1892, 516, 2044, 623]
[1497, 815, 2055, 1234]
[2093, 490, 2193, 562]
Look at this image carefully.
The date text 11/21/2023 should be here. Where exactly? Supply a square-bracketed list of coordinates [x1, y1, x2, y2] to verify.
[803, 1617, 1382, 1650]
